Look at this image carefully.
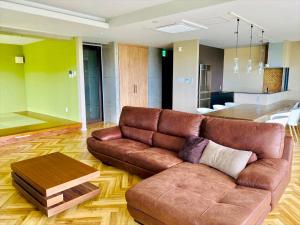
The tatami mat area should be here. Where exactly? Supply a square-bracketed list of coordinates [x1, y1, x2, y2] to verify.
[0, 111, 79, 137]
[0, 113, 45, 129]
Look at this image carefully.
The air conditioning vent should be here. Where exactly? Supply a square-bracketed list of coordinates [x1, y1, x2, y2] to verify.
[156, 23, 198, 33]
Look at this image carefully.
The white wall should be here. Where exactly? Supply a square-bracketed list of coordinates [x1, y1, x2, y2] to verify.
[287, 41, 300, 100]
[223, 46, 263, 93]
[173, 39, 199, 113]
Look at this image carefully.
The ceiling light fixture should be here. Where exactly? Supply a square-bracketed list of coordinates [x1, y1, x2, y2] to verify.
[230, 12, 269, 75]
[229, 12, 266, 31]
[247, 24, 254, 74]
[233, 18, 240, 74]
[258, 30, 265, 75]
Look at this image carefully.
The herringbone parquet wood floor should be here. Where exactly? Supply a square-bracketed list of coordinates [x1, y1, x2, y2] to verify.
[0, 123, 299, 225]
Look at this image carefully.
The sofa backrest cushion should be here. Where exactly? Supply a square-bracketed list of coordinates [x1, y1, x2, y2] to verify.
[153, 110, 204, 152]
[121, 126, 153, 145]
[158, 110, 205, 137]
[152, 133, 185, 152]
[201, 117, 285, 159]
[119, 106, 162, 145]
[119, 106, 162, 131]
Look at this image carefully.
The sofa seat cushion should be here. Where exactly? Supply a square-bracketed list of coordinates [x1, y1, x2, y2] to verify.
[87, 137, 150, 161]
[126, 162, 271, 225]
[126, 148, 183, 173]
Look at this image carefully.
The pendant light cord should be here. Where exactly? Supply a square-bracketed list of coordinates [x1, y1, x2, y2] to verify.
[249, 24, 253, 58]
[235, 18, 240, 57]
[260, 30, 264, 61]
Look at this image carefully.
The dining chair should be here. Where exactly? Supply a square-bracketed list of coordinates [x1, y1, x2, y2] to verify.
[196, 108, 214, 114]
[270, 102, 300, 120]
[225, 102, 237, 107]
[213, 104, 227, 110]
[266, 108, 300, 142]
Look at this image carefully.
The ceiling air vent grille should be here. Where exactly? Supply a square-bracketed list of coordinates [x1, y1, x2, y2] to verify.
[156, 23, 198, 33]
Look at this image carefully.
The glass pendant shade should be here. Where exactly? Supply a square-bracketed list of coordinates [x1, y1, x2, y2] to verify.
[233, 18, 240, 75]
[258, 61, 264, 75]
[233, 57, 239, 74]
[247, 24, 253, 74]
[258, 30, 265, 75]
[247, 59, 252, 74]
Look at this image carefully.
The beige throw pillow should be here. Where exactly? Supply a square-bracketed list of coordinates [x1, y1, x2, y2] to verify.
[199, 140, 252, 179]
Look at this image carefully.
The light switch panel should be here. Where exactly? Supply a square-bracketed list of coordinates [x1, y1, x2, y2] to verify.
[177, 77, 193, 84]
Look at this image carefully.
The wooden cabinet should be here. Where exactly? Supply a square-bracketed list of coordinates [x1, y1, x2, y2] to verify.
[118, 44, 148, 108]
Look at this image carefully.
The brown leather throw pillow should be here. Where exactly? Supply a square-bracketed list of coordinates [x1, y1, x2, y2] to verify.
[178, 136, 209, 164]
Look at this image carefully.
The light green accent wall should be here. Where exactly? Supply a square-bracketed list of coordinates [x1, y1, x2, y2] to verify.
[0, 44, 27, 113]
[23, 39, 80, 121]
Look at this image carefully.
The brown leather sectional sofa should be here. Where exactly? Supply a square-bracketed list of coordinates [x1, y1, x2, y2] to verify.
[87, 106, 294, 225]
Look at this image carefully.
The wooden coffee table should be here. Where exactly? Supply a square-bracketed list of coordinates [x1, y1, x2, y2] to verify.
[11, 152, 100, 217]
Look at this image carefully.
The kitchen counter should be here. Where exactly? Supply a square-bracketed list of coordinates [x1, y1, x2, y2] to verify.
[234, 91, 288, 95]
[205, 100, 297, 122]
[234, 91, 289, 105]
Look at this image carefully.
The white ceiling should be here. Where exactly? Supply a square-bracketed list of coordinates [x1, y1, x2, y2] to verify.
[0, 0, 300, 48]
[27, 0, 173, 18]
[0, 33, 43, 45]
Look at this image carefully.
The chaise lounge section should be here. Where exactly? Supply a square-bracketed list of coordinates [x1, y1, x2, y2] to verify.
[87, 106, 293, 225]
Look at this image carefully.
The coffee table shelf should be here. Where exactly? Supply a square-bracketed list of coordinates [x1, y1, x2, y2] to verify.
[11, 152, 100, 217]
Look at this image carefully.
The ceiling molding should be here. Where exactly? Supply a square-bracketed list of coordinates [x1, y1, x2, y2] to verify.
[0, 24, 73, 40]
[109, 0, 236, 27]
[0, 33, 43, 45]
[0, 0, 109, 28]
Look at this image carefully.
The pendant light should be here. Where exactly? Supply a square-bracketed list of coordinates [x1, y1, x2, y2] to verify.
[247, 24, 253, 74]
[233, 18, 240, 74]
[258, 30, 265, 75]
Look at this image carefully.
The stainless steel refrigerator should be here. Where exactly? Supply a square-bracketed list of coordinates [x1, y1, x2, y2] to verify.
[197, 64, 212, 108]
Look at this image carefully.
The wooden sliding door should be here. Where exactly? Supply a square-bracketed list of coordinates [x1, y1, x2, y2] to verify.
[119, 44, 148, 108]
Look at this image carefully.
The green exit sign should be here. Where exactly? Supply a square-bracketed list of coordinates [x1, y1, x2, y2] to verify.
[162, 49, 167, 57]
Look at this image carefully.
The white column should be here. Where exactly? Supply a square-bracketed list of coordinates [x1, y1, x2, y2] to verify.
[75, 37, 87, 131]
[173, 39, 199, 113]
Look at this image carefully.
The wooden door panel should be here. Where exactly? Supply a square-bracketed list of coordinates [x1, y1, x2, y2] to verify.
[136, 47, 148, 107]
[119, 44, 148, 108]
[119, 44, 131, 108]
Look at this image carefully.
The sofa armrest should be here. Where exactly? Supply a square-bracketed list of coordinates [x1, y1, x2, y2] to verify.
[237, 158, 289, 191]
[92, 126, 122, 141]
[282, 136, 294, 163]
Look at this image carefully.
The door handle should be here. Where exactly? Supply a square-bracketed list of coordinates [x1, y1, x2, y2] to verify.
[133, 84, 137, 93]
